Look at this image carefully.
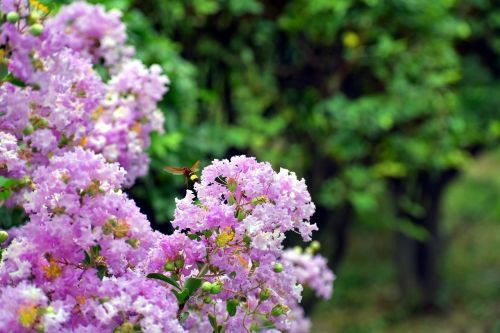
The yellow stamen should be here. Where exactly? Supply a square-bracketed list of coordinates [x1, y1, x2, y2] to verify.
[215, 227, 235, 248]
[42, 255, 62, 280]
[114, 219, 130, 238]
[18, 304, 38, 328]
[91, 106, 105, 121]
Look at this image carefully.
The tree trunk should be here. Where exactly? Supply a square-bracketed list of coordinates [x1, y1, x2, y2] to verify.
[391, 169, 457, 310]
[330, 203, 354, 269]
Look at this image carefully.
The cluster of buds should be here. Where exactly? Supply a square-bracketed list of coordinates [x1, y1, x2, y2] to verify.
[3, 0, 46, 36]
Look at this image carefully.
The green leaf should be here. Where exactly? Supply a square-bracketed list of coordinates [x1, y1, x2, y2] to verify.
[188, 233, 200, 240]
[0, 176, 18, 188]
[208, 314, 217, 331]
[227, 181, 237, 193]
[174, 288, 189, 304]
[0, 206, 26, 229]
[184, 277, 202, 296]
[3, 73, 27, 87]
[0, 177, 21, 201]
[82, 250, 91, 266]
[0, 63, 8, 81]
[91, 245, 101, 256]
[146, 273, 182, 290]
[97, 265, 107, 280]
[0, 190, 12, 200]
[226, 298, 238, 317]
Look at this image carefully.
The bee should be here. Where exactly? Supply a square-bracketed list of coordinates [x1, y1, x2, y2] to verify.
[164, 160, 200, 184]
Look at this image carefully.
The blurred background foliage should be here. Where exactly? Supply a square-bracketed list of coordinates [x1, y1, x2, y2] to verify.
[11, 0, 500, 331]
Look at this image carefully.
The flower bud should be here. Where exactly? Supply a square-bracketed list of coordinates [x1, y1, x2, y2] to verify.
[201, 281, 212, 292]
[29, 23, 44, 37]
[174, 257, 184, 269]
[35, 323, 45, 333]
[271, 304, 288, 316]
[310, 240, 321, 251]
[99, 297, 110, 304]
[6, 12, 19, 23]
[0, 230, 8, 243]
[236, 209, 246, 221]
[273, 263, 283, 273]
[251, 195, 268, 206]
[114, 321, 135, 333]
[227, 178, 237, 193]
[163, 261, 175, 271]
[125, 238, 139, 249]
[243, 234, 251, 247]
[210, 282, 222, 294]
[249, 323, 259, 331]
[259, 288, 271, 301]
[203, 296, 212, 304]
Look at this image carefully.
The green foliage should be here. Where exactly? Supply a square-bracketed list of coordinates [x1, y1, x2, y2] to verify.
[311, 153, 500, 331]
[146, 273, 182, 291]
[94, 0, 500, 240]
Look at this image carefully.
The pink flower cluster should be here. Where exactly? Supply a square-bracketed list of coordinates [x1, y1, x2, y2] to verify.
[1, 149, 183, 332]
[0, 0, 168, 191]
[143, 156, 329, 332]
[0, 2, 334, 332]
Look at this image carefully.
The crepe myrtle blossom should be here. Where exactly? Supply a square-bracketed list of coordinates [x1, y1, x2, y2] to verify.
[0, 149, 179, 332]
[282, 245, 335, 299]
[0, 150, 334, 332]
[0, 0, 168, 193]
[0, 2, 333, 332]
[45, 1, 134, 69]
[143, 156, 333, 332]
[87, 60, 169, 186]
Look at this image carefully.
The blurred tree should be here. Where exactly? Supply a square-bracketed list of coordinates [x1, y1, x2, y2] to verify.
[91, 0, 500, 310]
